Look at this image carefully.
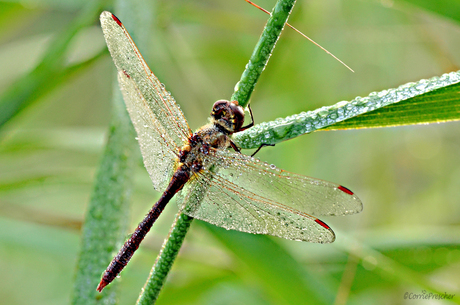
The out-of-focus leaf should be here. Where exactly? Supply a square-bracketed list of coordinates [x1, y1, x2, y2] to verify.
[72, 2, 154, 304]
[397, 0, 460, 24]
[203, 223, 336, 305]
[334, 234, 460, 302]
[0, 0, 87, 11]
[0, 1, 110, 129]
[72, 91, 137, 305]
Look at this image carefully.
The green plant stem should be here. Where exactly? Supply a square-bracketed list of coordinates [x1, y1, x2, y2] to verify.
[136, 0, 297, 303]
[231, 0, 297, 108]
[136, 213, 193, 304]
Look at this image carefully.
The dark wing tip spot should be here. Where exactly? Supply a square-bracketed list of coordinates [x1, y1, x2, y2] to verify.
[338, 185, 354, 195]
[111, 13, 123, 27]
[315, 218, 331, 230]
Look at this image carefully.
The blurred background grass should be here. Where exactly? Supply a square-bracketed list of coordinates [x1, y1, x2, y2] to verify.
[1, 0, 459, 304]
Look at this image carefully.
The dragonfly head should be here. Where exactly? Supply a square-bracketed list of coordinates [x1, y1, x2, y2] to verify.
[211, 100, 245, 133]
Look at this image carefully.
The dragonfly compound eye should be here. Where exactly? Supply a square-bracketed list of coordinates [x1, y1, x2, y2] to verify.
[212, 100, 245, 133]
[229, 101, 245, 132]
[211, 100, 230, 119]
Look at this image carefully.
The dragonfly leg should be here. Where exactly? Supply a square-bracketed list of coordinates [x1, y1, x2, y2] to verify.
[239, 103, 254, 131]
[251, 143, 275, 157]
[230, 141, 275, 157]
[230, 140, 241, 153]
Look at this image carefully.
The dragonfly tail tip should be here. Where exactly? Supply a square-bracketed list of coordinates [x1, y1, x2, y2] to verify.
[96, 280, 108, 293]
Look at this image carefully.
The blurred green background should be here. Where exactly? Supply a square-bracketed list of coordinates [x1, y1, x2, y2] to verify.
[1, 0, 459, 304]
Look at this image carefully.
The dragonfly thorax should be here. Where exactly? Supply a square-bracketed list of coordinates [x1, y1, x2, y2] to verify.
[210, 100, 245, 134]
[176, 100, 245, 174]
[178, 124, 230, 173]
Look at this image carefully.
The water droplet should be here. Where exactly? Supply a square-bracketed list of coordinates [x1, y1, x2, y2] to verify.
[234, 82, 240, 92]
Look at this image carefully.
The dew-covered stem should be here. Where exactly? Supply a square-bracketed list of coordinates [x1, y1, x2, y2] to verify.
[137, 0, 297, 303]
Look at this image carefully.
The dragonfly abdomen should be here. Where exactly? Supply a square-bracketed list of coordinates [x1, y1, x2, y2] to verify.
[97, 166, 191, 292]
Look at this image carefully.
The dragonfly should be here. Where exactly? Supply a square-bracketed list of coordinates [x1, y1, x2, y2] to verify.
[97, 11, 363, 292]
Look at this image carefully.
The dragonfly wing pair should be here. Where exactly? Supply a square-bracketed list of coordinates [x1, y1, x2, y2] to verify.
[177, 150, 362, 243]
[101, 11, 192, 191]
[101, 10, 362, 244]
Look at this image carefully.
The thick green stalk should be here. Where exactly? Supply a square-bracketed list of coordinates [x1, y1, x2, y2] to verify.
[136, 213, 193, 304]
[136, 0, 297, 303]
[231, 0, 296, 108]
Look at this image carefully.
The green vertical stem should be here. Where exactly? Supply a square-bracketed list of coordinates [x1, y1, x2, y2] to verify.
[136, 0, 297, 303]
[231, 0, 297, 107]
[136, 213, 193, 305]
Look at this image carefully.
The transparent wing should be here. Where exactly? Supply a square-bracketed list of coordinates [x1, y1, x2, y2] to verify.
[100, 11, 193, 190]
[178, 170, 335, 243]
[214, 150, 363, 216]
[117, 71, 178, 190]
[176, 151, 362, 243]
[100, 11, 192, 149]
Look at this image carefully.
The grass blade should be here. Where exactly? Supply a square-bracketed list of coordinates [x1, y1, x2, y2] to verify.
[234, 71, 460, 149]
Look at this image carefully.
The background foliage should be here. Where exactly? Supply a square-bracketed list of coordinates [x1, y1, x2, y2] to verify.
[0, 0, 459, 304]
